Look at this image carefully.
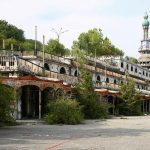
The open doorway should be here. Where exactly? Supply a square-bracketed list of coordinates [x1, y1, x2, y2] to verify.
[21, 85, 39, 119]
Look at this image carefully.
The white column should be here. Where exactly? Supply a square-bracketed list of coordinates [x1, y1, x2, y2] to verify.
[11, 43, 13, 50]
[39, 90, 41, 119]
[2, 39, 5, 49]
[17, 88, 22, 119]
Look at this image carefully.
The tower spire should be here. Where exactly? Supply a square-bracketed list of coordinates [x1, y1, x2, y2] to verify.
[142, 12, 149, 40]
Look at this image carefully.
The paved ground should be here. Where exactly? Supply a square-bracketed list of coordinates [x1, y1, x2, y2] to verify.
[1, 116, 150, 150]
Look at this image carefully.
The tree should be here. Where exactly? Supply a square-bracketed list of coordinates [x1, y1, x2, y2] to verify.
[0, 20, 25, 41]
[20, 39, 42, 51]
[0, 20, 25, 50]
[125, 56, 138, 64]
[73, 53, 109, 119]
[118, 79, 142, 115]
[72, 28, 124, 57]
[0, 82, 16, 126]
[46, 39, 68, 56]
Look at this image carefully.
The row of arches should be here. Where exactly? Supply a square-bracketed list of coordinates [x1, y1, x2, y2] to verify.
[44, 63, 79, 76]
[17, 85, 68, 119]
[45, 63, 119, 84]
[96, 75, 117, 84]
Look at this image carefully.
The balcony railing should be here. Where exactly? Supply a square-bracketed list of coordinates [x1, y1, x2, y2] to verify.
[37, 51, 71, 65]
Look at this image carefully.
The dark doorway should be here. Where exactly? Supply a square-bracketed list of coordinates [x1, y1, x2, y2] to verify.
[60, 67, 66, 74]
[74, 70, 78, 77]
[21, 85, 39, 119]
[107, 95, 114, 114]
[44, 63, 50, 71]
[97, 75, 101, 82]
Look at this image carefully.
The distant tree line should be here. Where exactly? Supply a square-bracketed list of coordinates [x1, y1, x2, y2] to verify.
[0, 20, 125, 57]
[0, 20, 42, 51]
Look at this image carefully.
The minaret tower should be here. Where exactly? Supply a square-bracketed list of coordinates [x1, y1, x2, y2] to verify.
[143, 12, 149, 40]
[138, 12, 150, 69]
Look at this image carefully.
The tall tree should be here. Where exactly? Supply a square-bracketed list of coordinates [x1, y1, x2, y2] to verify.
[46, 39, 69, 56]
[0, 20, 25, 50]
[72, 28, 124, 56]
[0, 20, 25, 41]
[118, 79, 142, 115]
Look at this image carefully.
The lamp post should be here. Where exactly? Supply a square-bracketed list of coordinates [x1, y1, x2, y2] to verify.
[42, 35, 45, 76]
[50, 28, 68, 42]
[34, 25, 37, 56]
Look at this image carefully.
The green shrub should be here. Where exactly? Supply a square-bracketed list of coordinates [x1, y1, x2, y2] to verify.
[76, 91, 109, 119]
[0, 82, 16, 126]
[45, 96, 84, 124]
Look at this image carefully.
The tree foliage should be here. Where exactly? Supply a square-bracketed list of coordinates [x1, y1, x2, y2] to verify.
[0, 20, 25, 41]
[20, 39, 42, 51]
[46, 39, 69, 56]
[0, 20, 43, 51]
[0, 82, 16, 125]
[72, 28, 124, 56]
[125, 56, 138, 64]
[74, 62, 109, 119]
[118, 79, 142, 115]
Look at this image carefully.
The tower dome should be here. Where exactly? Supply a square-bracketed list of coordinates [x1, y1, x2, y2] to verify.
[142, 12, 149, 27]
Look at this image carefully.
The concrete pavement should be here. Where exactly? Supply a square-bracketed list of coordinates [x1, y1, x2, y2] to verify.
[1, 116, 150, 150]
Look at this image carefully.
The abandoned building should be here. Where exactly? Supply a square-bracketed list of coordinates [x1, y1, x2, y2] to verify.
[1, 13, 150, 119]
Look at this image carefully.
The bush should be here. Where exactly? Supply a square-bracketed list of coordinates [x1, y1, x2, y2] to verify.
[0, 82, 16, 126]
[45, 96, 84, 125]
[76, 91, 109, 119]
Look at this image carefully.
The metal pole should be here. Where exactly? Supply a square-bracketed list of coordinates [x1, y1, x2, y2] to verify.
[42, 35, 45, 75]
[11, 43, 13, 50]
[35, 25, 37, 56]
[50, 28, 68, 42]
[2, 39, 5, 49]
[105, 62, 107, 82]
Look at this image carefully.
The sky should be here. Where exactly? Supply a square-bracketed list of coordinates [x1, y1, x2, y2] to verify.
[0, 0, 150, 58]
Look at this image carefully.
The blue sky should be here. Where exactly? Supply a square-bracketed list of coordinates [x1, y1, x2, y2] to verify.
[0, 0, 150, 58]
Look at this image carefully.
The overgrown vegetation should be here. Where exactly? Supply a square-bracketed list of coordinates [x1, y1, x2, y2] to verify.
[45, 39, 70, 56]
[45, 96, 84, 124]
[73, 70, 109, 119]
[0, 81, 16, 126]
[117, 79, 142, 116]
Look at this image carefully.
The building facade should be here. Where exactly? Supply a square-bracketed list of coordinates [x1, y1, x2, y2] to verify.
[1, 13, 150, 119]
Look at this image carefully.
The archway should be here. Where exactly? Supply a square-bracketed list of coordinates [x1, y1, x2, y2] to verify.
[44, 63, 50, 71]
[107, 95, 115, 115]
[97, 75, 101, 82]
[106, 77, 109, 83]
[21, 85, 39, 119]
[74, 70, 78, 77]
[41, 87, 55, 116]
[55, 88, 64, 98]
[60, 67, 66, 74]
